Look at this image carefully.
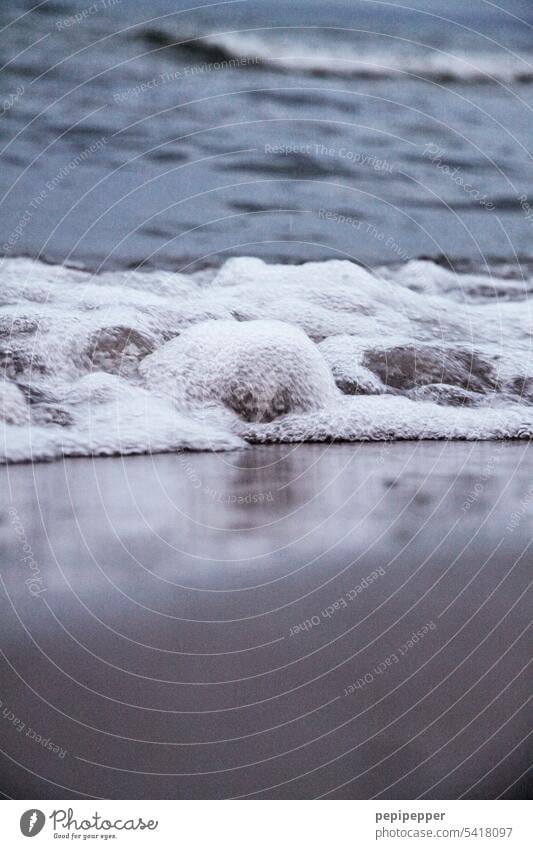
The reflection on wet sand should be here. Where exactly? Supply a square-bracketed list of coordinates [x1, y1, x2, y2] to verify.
[0, 443, 531, 798]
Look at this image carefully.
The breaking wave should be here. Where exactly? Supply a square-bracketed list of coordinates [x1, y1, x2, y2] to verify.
[146, 28, 533, 84]
[2, 256, 533, 462]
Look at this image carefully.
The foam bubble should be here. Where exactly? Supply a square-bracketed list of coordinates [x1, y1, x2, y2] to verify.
[1, 256, 533, 462]
[1, 381, 29, 425]
[140, 319, 339, 422]
[238, 395, 533, 444]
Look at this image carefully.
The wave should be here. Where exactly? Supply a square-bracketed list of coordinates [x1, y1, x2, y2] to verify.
[146, 28, 533, 84]
[2, 256, 533, 462]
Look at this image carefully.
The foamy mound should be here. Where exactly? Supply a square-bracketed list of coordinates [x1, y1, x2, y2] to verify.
[177, 31, 533, 84]
[1, 381, 29, 425]
[239, 396, 533, 444]
[140, 319, 338, 422]
[1, 372, 242, 462]
[2, 256, 533, 462]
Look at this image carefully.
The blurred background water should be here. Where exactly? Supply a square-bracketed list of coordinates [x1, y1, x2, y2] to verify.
[1, 0, 533, 271]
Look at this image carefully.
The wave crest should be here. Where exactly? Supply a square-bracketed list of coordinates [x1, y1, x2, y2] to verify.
[145, 28, 533, 84]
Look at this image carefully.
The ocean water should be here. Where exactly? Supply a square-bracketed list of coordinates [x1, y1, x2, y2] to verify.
[2, 0, 533, 267]
[1, 0, 533, 460]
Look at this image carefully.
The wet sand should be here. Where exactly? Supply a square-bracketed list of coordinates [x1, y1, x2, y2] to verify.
[0, 442, 531, 799]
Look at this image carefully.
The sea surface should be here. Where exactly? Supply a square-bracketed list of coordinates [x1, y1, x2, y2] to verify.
[1, 0, 533, 460]
[1, 0, 533, 267]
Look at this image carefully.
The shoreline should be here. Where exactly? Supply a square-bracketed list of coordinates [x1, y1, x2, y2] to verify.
[1, 443, 530, 799]
[3, 434, 533, 468]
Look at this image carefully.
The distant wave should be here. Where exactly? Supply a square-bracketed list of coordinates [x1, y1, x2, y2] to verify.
[145, 28, 533, 83]
[2, 257, 533, 462]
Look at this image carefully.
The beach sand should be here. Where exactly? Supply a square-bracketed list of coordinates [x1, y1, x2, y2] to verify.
[0, 442, 531, 799]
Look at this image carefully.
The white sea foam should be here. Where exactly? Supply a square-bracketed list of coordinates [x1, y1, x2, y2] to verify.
[140, 319, 338, 421]
[199, 32, 533, 83]
[1, 256, 533, 462]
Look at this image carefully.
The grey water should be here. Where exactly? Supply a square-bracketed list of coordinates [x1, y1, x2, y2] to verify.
[1, 0, 533, 271]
